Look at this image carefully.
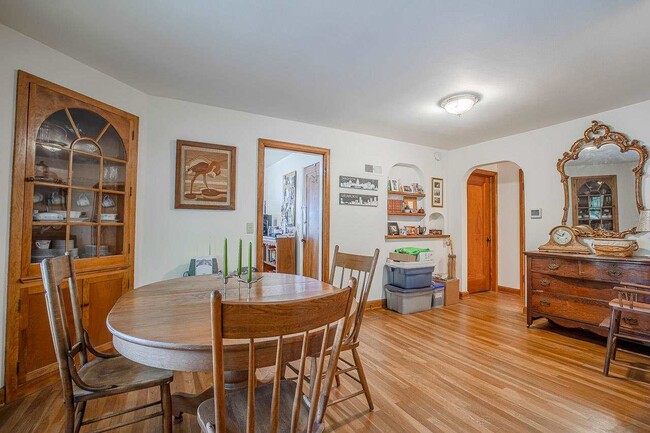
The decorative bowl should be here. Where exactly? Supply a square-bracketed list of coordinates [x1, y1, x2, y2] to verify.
[592, 239, 638, 257]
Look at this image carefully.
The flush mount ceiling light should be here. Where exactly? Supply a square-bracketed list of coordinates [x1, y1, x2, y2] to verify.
[440, 93, 480, 115]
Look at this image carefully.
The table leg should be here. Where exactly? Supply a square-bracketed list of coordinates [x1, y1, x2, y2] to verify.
[172, 370, 249, 422]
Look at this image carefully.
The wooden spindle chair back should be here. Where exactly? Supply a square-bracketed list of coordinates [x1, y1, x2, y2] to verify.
[209, 278, 357, 433]
[328, 246, 379, 343]
[41, 253, 92, 404]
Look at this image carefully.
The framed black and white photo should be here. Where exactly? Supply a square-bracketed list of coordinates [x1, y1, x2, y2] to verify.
[402, 185, 413, 193]
[431, 177, 443, 207]
[387, 222, 399, 236]
[339, 175, 379, 191]
[339, 193, 378, 207]
[389, 179, 399, 191]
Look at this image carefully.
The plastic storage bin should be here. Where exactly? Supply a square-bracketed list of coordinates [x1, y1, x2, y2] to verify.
[385, 262, 435, 289]
[385, 285, 433, 314]
[432, 287, 444, 308]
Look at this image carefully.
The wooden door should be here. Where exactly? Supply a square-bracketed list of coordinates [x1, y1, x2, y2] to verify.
[302, 162, 321, 279]
[467, 169, 497, 293]
[82, 271, 128, 352]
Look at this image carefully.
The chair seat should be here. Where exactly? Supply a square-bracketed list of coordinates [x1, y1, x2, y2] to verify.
[74, 355, 173, 402]
[609, 299, 650, 313]
[197, 380, 324, 433]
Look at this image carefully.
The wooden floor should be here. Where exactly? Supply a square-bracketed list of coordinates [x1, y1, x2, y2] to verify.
[1, 292, 649, 432]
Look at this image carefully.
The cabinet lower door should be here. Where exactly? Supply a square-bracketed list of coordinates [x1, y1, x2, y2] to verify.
[17, 282, 78, 389]
[81, 271, 129, 352]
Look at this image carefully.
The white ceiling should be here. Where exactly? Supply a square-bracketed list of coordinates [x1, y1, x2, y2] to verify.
[2, 1, 650, 149]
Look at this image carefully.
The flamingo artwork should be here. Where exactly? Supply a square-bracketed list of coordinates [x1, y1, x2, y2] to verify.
[184, 160, 222, 199]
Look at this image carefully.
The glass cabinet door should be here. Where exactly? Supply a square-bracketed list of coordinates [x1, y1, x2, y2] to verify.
[29, 108, 128, 266]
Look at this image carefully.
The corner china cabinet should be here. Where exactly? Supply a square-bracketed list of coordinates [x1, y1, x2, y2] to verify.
[5, 71, 138, 401]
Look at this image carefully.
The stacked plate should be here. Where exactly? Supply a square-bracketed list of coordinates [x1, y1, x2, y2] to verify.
[81, 244, 110, 258]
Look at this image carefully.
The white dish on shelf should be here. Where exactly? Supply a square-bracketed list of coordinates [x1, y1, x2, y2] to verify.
[33, 212, 64, 222]
[69, 217, 90, 222]
[100, 213, 118, 221]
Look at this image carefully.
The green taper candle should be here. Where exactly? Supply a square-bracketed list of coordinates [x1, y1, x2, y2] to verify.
[223, 238, 228, 276]
[238, 239, 242, 275]
[248, 242, 253, 283]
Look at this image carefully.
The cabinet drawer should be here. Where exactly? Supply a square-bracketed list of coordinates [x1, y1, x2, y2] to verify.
[530, 272, 616, 301]
[530, 293, 610, 326]
[530, 257, 579, 277]
[619, 312, 650, 334]
[580, 262, 650, 285]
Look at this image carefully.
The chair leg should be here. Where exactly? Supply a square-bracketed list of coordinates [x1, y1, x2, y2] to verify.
[73, 401, 86, 433]
[604, 309, 619, 376]
[612, 311, 622, 361]
[352, 348, 373, 411]
[309, 356, 318, 406]
[64, 401, 76, 433]
[161, 383, 172, 433]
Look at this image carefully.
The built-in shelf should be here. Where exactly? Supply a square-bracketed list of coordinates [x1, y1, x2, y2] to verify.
[387, 212, 426, 217]
[387, 191, 425, 198]
[385, 234, 450, 240]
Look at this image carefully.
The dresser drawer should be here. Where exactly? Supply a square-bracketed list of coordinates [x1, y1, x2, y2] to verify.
[619, 312, 650, 334]
[530, 272, 616, 301]
[580, 262, 650, 285]
[530, 257, 579, 277]
[530, 293, 610, 326]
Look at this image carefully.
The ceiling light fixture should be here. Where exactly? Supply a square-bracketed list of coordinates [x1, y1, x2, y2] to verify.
[440, 93, 480, 116]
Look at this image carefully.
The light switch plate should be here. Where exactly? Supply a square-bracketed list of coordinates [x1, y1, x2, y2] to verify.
[246, 222, 254, 234]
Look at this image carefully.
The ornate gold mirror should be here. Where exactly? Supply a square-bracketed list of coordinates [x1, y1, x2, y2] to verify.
[558, 121, 647, 238]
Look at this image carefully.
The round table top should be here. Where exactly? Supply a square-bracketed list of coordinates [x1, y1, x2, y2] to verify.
[107, 273, 343, 371]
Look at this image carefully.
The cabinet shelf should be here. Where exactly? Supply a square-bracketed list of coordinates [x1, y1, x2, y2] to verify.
[387, 191, 425, 198]
[387, 212, 426, 217]
[385, 234, 449, 240]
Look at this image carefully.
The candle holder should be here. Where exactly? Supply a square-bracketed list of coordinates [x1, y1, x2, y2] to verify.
[237, 273, 264, 290]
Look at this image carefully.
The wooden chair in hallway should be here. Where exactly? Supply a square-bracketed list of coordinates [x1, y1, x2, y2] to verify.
[197, 278, 357, 433]
[288, 246, 380, 415]
[41, 253, 174, 433]
[604, 282, 650, 378]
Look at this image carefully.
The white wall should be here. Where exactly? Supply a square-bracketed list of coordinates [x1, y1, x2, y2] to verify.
[447, 100, 650, 293]
[495, 163, 521, 290]
[264, 151, 322, 276]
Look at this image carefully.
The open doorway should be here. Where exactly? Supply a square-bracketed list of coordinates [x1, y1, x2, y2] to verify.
[466, 162, 525, 299]
[257, 139, 330, 281]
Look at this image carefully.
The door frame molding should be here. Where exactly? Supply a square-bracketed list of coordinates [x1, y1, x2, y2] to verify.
[257, 139, 331, 282]
[519, 169, 526, 299]
[467, 168, 498, 293]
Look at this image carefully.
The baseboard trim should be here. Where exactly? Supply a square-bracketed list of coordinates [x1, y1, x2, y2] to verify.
[459, 291, 470, 299]
[497, 285, 520, 295]
[0, 386, 5, 407]
[365, 299, 386, 310]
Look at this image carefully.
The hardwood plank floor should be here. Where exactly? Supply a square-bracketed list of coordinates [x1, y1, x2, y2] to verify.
[1, 292, 648, 432]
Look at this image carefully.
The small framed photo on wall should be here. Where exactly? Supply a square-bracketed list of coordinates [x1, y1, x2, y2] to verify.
[431, 177, 443, 208]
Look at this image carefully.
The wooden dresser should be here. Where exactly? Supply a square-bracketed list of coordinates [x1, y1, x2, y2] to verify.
[525, 251, 650, 336]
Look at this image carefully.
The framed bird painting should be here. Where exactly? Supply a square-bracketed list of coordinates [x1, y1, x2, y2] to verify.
[175, 140, 237, 210]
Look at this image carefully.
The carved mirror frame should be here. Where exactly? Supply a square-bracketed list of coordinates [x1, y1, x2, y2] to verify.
[557, 120, 648, 238]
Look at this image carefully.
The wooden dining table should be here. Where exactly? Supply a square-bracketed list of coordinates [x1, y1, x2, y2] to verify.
[106, 272, 348, 420]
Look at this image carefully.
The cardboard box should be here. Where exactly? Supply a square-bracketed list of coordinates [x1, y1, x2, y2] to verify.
[389, 252, 417, 262]
[417, 251, 435, 262]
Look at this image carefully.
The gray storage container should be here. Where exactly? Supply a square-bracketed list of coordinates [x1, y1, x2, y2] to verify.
[432, 287, 444, 308]
[387, 265, 435, 289]
[385, 285, 433, 314]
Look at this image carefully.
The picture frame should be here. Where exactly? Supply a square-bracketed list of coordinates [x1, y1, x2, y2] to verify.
[387, 222, 399, 236]
[389, 179, 399, 191]
[281, 171, 297, 227]
[403, 196, 418, 212]
[412, 183, 424, 194]
[339, 193, 378, 207]
[339, 175, 379, 191]
[431, 177, 443, 208]
[175, 140, 237, 210]
[402, 184, 413, 193]
[405, 225, 418, 235]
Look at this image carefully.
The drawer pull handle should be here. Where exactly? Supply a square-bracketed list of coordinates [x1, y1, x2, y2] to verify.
[539, 279, 550, 287]
[540, 300, 551, 307]
[623, 317, 639, 326]
[607, 269, 623, 278]
[548, 263, 560, 270]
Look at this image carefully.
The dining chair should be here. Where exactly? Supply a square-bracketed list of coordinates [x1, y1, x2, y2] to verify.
[287, 246, 379, 415]
[197, 278, 357, 433]
[603, 282, 650, 378]
[41, 253, 174, 433]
